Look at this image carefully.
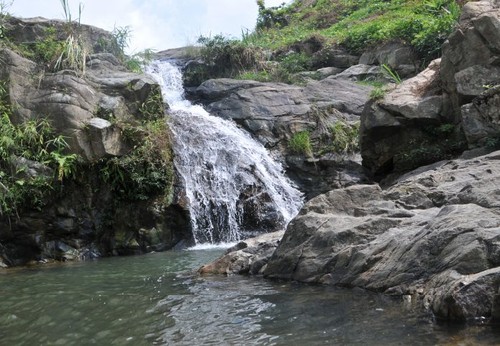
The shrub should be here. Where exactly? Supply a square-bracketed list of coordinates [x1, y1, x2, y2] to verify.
[101, 119, 174, 204]
[54, 0, 88, 75]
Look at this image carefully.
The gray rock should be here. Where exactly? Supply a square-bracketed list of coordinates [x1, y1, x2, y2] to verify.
[198, 230, 284, 275]
[263, 150, 500, 321]
[193, 75, 372, 198]
[360, 59, 464, 176]
[359, 42, 418, 77]
[332, 64, 387, 82]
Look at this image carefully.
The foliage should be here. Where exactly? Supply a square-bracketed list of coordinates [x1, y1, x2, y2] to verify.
[256, 0, 289, 30]
[0, 0, 13, 40]
[101, 119, 174, 204]
[20, 27, 64, 67]
[192, 0, 462, 85]
[248, 0, 461, 63]
[0, 82, 78, 217]
[369, 86, 387, 100]
[138, 86, 165, 121]
[289, 131, 313, 157]
[95, 25, 155, 73]
[381, 64, 402, 84]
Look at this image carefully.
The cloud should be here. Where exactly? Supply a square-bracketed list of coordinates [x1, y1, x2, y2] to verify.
[8, 0, 291, 52]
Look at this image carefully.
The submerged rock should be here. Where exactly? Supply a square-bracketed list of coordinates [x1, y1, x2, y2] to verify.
[198, 230, 284, 275]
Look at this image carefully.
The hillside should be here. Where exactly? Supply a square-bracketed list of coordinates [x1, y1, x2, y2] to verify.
[186, 0, 464, 85]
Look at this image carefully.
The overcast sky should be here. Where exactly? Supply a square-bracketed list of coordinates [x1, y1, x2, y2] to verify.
[7, 0, 289, 53]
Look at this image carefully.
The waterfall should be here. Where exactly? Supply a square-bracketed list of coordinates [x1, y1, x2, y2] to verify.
[145, 60, 303, 244]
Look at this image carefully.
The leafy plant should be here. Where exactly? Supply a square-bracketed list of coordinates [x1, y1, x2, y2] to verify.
[138, 86, 165, 121]
[328, 121, 359, 155]
[0, 81, 79, 217]
[369, 86, 386, 100]
[194, 34, 265, 81]
[381, 64, 402, 84]
[0, 0, 13, 40]
[101, 119, 174, 204]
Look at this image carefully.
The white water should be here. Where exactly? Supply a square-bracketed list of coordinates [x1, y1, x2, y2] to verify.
[146, 60, 303, 244]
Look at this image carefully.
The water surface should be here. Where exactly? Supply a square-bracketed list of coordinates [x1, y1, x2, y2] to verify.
[1, 250, 499, 345]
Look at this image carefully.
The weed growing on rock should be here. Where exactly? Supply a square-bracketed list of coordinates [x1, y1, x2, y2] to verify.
[0, 82, 78, 217]
[101, 119, 174, 205]
[289, 131, 313, 157]
[55, 0, 88, 75]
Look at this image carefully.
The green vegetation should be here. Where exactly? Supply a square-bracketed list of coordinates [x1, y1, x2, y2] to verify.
[101, 119, 174, 205]
[0, 0, 12, 39]
[253, 0, 460, 59]
[381, 64, 402, 84]
[138, 86, 164, 121]
[97, 25, 156, 73]
[289, 131, 313, 157]
[0, 82, 78, 217]
[192, 0, 462, 85]
[54, 0, 88, 74]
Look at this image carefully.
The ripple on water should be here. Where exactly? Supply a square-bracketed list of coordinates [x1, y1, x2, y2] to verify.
[1, 251, 500, 345]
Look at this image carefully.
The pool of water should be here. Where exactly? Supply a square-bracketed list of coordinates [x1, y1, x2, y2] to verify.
[1, 250, 499, 345]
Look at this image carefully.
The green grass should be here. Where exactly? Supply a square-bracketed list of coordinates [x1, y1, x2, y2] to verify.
[249, 0, 460, 61]
[289, 131, 313, 157]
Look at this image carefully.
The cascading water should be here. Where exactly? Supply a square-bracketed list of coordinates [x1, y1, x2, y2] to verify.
[145, 60, 303, 244]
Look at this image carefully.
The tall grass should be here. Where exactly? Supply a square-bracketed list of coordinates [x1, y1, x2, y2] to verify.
[54, 0, 88, 74]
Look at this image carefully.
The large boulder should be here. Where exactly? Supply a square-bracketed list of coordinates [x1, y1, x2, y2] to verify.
[198, 230, 284, 275]
[360, 59, 466, 177]
[361, 1, 500, 178]
[263, 150, 500, 322]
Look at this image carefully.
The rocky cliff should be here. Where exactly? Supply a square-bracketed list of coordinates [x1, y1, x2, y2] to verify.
[200, 0, 500, 323]
[0, 18, 190, 266]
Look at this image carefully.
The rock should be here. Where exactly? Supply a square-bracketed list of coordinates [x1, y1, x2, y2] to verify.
[332, 64, 387, 82]
[0, 17, 189, 266]
[285, 155, 370, 200]
[311, 46, 359, 69]
[359, 42, 418, 78]
[0, 48, 157, 161]
[440, 1, 500, 146]
[192, 76, 372, 198]
[461, 86, 500, 147]
[360, 59, 466, 177]
[315, 66, 343, 79]
[198, 230, 284, 275]
[263, 150, 500, 321]
[361, 1, 500, 177]
[86, 117, 129, 158]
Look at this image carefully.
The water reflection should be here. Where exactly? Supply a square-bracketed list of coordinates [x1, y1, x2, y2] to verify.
[0, 250, 499, 345]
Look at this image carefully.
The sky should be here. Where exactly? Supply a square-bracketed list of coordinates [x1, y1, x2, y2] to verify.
[7, 0, 289, 53]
